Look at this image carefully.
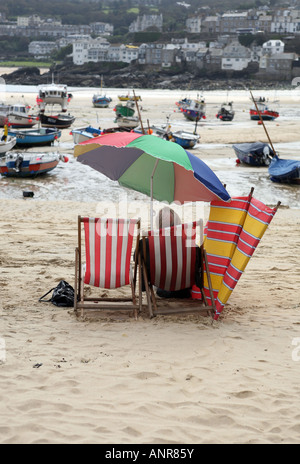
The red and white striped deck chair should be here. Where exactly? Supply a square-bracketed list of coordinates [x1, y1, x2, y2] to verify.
[141, 220, 215, 318]
[75, 216, 141, 318]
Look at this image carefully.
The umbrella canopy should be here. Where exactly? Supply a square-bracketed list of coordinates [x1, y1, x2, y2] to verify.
[74, 132, 230, 206]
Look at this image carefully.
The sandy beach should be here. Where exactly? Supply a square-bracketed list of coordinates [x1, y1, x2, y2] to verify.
[0, 86, 300, 444]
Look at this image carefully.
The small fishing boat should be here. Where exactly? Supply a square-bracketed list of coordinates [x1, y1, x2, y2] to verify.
[70, 126, 102, 144]
[250, 97, 279, 121]
[118, 93, 141, 102]
[0, 152, 68, 177]
[114, 101, 136, 118]
[37, 80, 73, 113]
[92, 75, 112, 108]
[268, 155, 300, 184]
[92, 95, 112, 108]
[0, 134, 17, 154]
[114, 115, 139, 129]
[7, 127, 61, 147]
[233, 142, 275, 166]
[181, 98, 206, 122]
[171, 130, 200, 148]
[39, 113, 75, 129]
[0, 103, 38, 128]
[216, 102, 235, 121]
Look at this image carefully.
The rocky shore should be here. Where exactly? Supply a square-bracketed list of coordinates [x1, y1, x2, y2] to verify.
[0, 64, 293, 90]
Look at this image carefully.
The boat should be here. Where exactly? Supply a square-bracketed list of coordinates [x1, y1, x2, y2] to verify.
[233, 142, 275, 166]
[170, 130, 200, 148]
[37, 80, 73, 113]
[7, 127, 61, 147]
[268, 155, 300, 184]
[114, 101, 136, 118]
[175, 97, 193, 111]
[70, 126, 102, 144]
[118, 93, 141, 101]
[114, 115, 139, 129]
[216, 102, 235, 121]
[0, 152, 68, 177]
[250, 97, 279, 121]
[181, 98, 206, 122]
[92, 75, 112, 108]
[0, 103, 38, 128]
[0, 133, 17, 154]
[92, 95, 112, 108]
[39, 113, 75, 129]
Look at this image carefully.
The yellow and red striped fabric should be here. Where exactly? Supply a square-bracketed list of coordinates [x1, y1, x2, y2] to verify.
[83, 218, 137, 289]
[191, 195, 278, 320]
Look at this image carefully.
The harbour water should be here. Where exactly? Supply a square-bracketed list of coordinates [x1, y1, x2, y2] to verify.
[0, 85, 299, 209]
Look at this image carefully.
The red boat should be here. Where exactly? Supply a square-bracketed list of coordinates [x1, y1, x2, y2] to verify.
[250, 97, 279, 121]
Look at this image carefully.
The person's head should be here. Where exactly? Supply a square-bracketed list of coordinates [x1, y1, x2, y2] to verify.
[155, 206, 181, 229]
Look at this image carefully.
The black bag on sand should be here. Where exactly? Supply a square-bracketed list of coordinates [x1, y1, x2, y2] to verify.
[39, 280, 75, 307]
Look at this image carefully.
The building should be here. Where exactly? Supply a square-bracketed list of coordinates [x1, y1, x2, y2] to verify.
[90, 22, 114, 36]
[262, 40, 285, 55]
[222, 40, 251, 71]
[186, 16, 202, 33]
[72, 37, 110, 65]
[129, 14, 163, 33]
[28, 41, 58, 59]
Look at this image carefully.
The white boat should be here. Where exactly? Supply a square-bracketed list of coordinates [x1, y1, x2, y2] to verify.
[114, 115, 139, 129]
[37, 81, 73, 113]
[0, 152, 69, 177]
[70, 126, 102, 144]
[0, 103, 38, 129]
[0, 134, 17, 154]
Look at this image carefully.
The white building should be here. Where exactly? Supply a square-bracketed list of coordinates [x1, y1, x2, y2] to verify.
[28, 41, 58, 59]
[262, 40, 285, 55]
[221, 40, 251, 71]
[72, 37, 110, 65]
[186, 16, 202, 33]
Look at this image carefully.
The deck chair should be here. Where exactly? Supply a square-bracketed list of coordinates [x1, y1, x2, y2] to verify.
[74, 216, 141, 319]
[141, 220, 215, 318]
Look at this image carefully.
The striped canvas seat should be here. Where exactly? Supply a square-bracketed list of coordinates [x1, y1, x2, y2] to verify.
[141, 220, 215, 318]
[74, 216, 141, 319]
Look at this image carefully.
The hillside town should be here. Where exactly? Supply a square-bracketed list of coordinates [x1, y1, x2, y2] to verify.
[1, 4, 300, 82]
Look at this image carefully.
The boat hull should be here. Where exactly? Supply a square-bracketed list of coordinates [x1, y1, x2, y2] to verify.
[0, 135, 17, 154]
[7, 128, 61, 147]
[171, 131, 200, 148]
[250, 110, 279, 121]
[233, 142, 274, 166]
[0, 153, 60, 177]
[71, 126, 102, 144]
[268, 156, 300, 184]
[39, 113, 75, 129]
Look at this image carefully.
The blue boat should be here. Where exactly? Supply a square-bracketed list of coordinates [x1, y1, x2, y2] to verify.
[70, 126, 102, 144]
[268, 155, 300, 184]
[171, 131, 200, 148]
[7, 127, 61, 147]
[0, 152, 68, 177]
[181, 98, 206, 122]
[92, 94, 112, 108]
[233, 142, 275, 166]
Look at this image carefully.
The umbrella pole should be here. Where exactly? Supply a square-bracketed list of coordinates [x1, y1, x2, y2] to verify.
[150, 159, 159, 230]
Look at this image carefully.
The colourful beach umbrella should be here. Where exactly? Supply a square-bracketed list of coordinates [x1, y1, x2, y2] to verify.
[74, 132, 231, 219]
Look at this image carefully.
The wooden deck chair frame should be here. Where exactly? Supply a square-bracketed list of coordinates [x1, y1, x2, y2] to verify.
[141, 219, 215, 318]
[74, 216, 142, 319]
